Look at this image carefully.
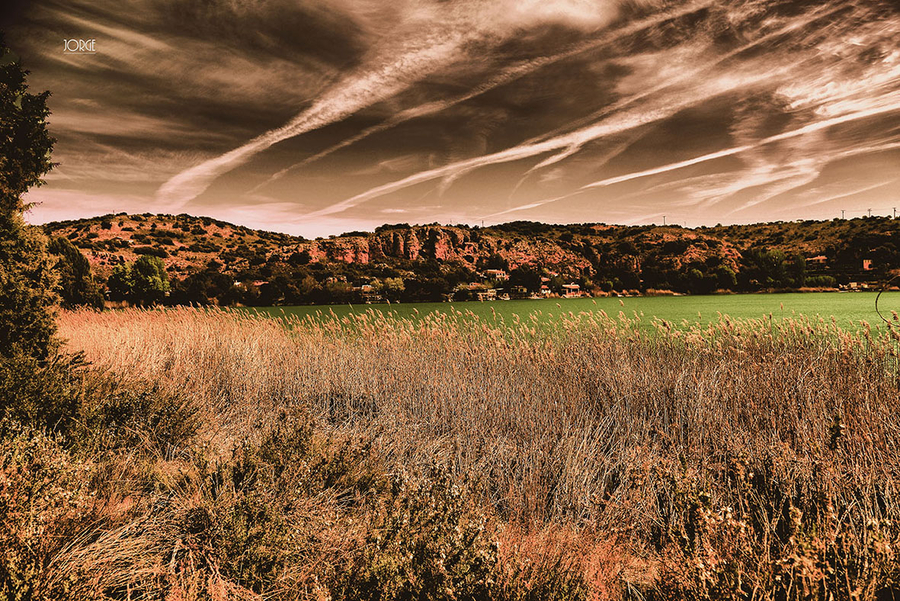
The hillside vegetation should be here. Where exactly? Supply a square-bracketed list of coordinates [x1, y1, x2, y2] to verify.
[42, 214, 900, 306]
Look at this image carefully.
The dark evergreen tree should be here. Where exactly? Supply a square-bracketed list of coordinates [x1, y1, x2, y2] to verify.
[0, 35, 57, 360]
[47, 236, 104, 308]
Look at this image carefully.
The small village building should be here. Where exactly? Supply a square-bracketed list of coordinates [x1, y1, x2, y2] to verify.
[511, 285, 529, 299]
[562, 283, 581, 297]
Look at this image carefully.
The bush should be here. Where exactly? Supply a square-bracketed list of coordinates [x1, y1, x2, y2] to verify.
[0, 213, 58, 361]
[0, 352, 84, 433]
[76, 377, 200, 455]
[132, 245, 168, 258]
[333, 468, 501, 601]
[0, 424, 97, 600]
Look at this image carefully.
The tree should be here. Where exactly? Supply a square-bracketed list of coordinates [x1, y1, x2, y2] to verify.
[47, 236, 104, 308]
[0, 214, 58, 359]
[0, 35, 57, 360]
[374, 277, 405, 302]
[0, 36, 54, 216]
[739, 248, 788, 290]
[107, 256, 170, 305]
[106, 263, 133, 303]
[169, 268, 235, 305]
[786, 254, 806, 288]
[714, 265, 737, 291]
[508, 265, 542, 293]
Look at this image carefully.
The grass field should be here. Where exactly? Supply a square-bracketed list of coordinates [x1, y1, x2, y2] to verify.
[246, 291, 900, 332]
[30, 302, 899, 599]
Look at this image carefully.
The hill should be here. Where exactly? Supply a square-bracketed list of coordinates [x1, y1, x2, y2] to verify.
[42, 213, 900, 305]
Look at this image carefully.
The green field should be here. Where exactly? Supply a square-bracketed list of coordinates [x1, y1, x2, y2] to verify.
[247, 291, 900, 331]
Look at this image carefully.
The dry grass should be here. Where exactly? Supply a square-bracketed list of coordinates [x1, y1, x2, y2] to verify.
[31, 305, 900, 598]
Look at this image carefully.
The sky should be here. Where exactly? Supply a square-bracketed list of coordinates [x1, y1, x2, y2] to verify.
[4, 0, 900, 237]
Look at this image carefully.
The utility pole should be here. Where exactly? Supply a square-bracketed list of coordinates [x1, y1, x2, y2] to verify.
[894, 207, 897, 218]
[841, 209, 845, 219]
[868, 208, 873, 218]
[662, 215, 666, 226]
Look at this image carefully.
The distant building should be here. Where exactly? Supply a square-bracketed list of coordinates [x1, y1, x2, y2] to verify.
[483, 269, 509, 281]
[863, 259, 873, 271]
[562, 283, 581, 297]
[476, 289, 497, 301]
[806, 255, 827, 265]
[511, 285, 529, 299]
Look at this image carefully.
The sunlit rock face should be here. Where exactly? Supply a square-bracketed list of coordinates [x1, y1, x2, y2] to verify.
[8, 0, 900, 235]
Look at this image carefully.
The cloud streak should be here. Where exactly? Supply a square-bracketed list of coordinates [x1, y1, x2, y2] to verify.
[487, 95, 900, 218]
[307, 66, 789, 218]
[156, 0, 638, 208]
[307, 1, 860, 219]
[11, 0, 900, 234]
[250, 1, 715, 193]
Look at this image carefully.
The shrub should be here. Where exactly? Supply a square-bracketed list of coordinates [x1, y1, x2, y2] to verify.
[0, 352, 84, 433]
[76, 377, 200, 455]
[333, 468, 501, 601]
[0, 424, 96, 600]
[133, 245, 168, 258]
[0, 214, 59, 360]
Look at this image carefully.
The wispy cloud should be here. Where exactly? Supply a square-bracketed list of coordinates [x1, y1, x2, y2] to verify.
[307, 2, 860, 219]
[310, 65, 788, 218]
[488, 95, 900, 219]
[249, 1, 714, 194]
[155, 0, 638, 208]
[10, 0, 900, 234]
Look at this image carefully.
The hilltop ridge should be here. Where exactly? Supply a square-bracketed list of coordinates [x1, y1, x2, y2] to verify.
[43, 213, 900, 305]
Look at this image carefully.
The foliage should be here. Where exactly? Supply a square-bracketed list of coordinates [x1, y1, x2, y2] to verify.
[75, 377, 200, 454]
[0, 37, 58, 362]
[0, 352, 84, 435]
[47, 236, 104, 308]
[0, 35, 55, 215]
[0, 424, 97, 601]
[334, 468, 500, 601]
[0, 213, 59, 360]
[42, 212, 900, 306]
[107, 255, 170, 305]
[509, 265, 542, 293]
[49, 306, 900, 598]
[372, 277, 406, 302]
